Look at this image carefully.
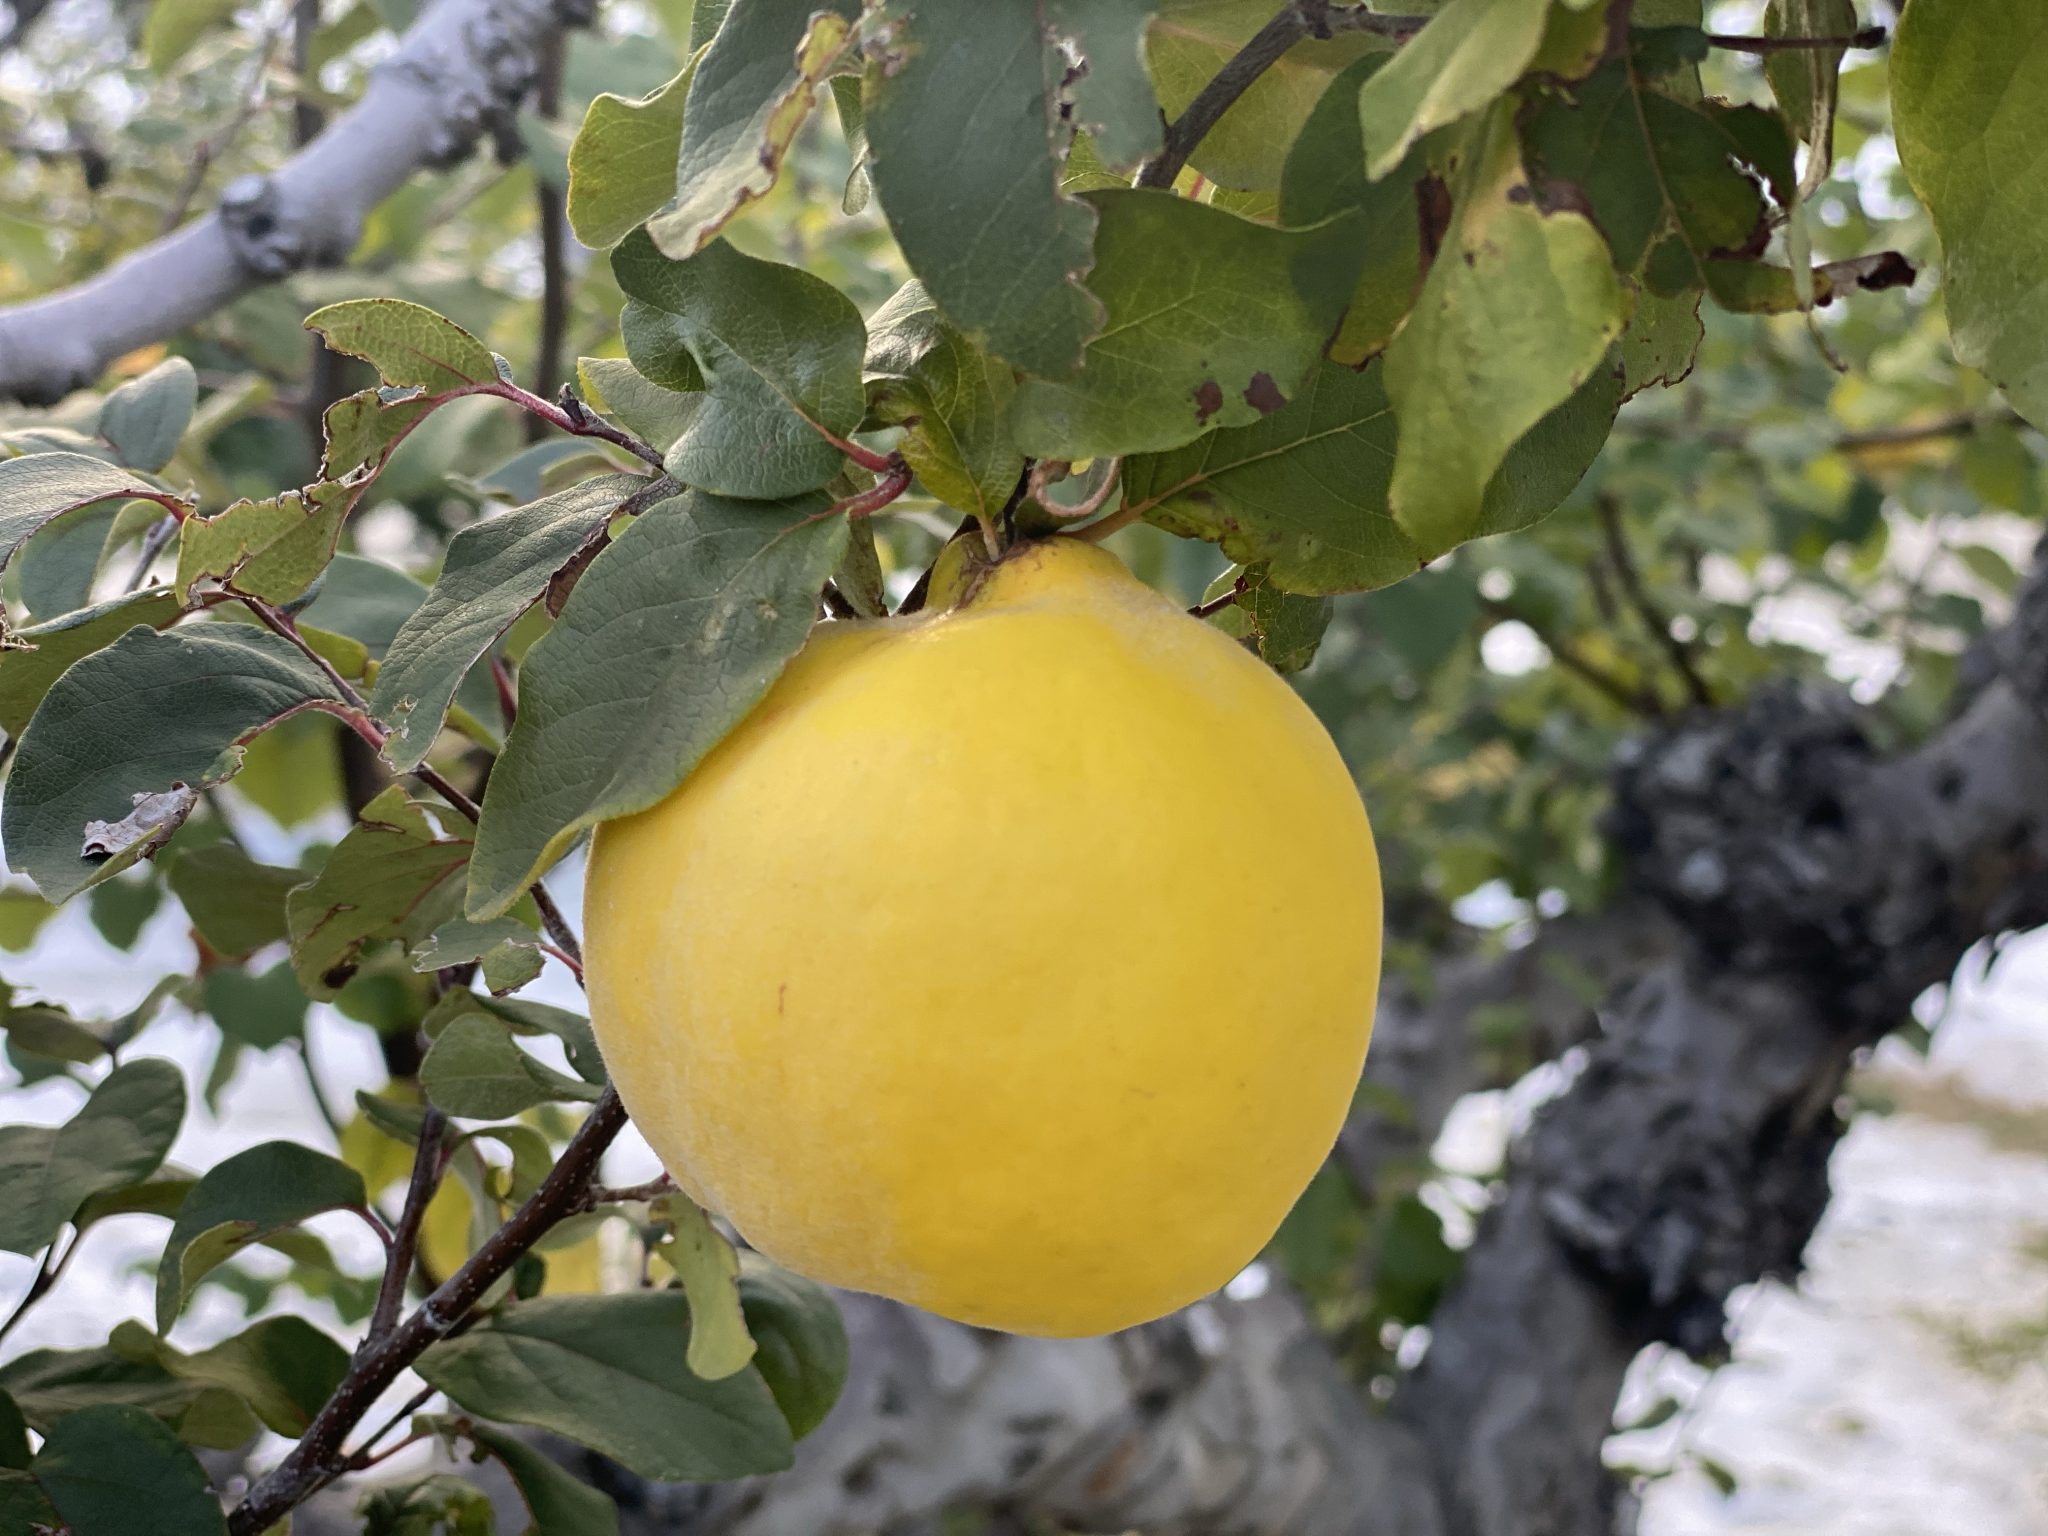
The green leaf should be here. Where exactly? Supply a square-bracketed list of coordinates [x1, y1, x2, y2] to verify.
[0, 1342, 256, 1449]
[650, 1196, 754, 1381]
[0, 1058, 184, 1254]
[1383, 104, 1624, 557]
[1010, 189, 1363, 460]
[1204, 563, 1331, 673]
[1358, 0, 1550, 179]
[863, 0, 1103, 378]
[121, 1316, 349, 1438]
[863, 281, 1024, 523]
[1893, 0, 2048, 431]
[567, 64, 696, 249]
[0, 1391, 27, 1469]
[142, 0, 239, 74]
[74, 1172, 199, 1230]
[300, 555, 429, 658]
[0, 886, 56, 954]
[174, 478, 355, 603]
[1766, 0, 1856, 152]
[414, 912, 544, 995]
[319, 388, 433, 479]
[1147, 0, 1382, 190]
[202, 962, 309, 1052]
[461, 994, 608, 1085]
[1047, 0, 1164, 170]
[615, 233, 865, 498]
[16, 498, 123, 622]
[1125, 355, 1618, 591]
[155, 1140, 368, 1332]
[370, 474, 640, 772]
[1618, 282, 1705, 396]
[0, 451, 188, 578]
[1521, 60, 1776, 280]
[577, 358, 699, 453]
[1280, 54, 1426, 366]
[89, 871, 161, 948]
[462, 1420, 621, 1536]
[0, 1469, 58, 1531]
[285, 787, 473, 999]
[467, 489, 848, 918]
[0, 995, 109, 1067]
[415, 1291, 795, 1480]
[32, 1404, 227, 1536]
[167, 846, 299, 959]
[420, 1011, 602, 1119]
[360, 1474, 494, 1536]
[304, 300, 497, 392]
[99, 358, 198, 473]
[2, 624, 344, 903]
[736, 1254, 847, 1438]
[651, 0, 859, 255]
[0, 591, 182, 736]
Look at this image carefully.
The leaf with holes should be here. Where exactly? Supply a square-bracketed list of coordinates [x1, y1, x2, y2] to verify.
[304, 299, 497, 392]
[174, 478, 355, 603]
[2, 623, 344, 903]
[863, 0, 1104, 379]
[468, 489, 847, 918]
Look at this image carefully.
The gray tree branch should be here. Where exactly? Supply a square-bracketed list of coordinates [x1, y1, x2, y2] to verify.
[0, 0, 573, 405]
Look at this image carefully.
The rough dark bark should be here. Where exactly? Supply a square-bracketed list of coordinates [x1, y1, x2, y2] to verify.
[0, 0, 578, 404]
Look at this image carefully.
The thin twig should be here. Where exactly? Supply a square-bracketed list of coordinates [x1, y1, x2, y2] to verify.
[1597, 498, 1713, 708]
[585, 1174, 675, 1208]
[528, 31, 569, 433]
[294, 1038, 347, 1146]
[1480, 597, 1663, 717]
[122, 513, 180, 592]
[368, 1106, 448, 1341]
[162, 19, 288, 234]
[1136, 3, 1428, 190]
[1614, 408, 2026, 454]
[344, 1386, 436, 1469]
[226, 1089, 629, 1534]
[811, 424, 900, 476]
[0, 1227, 84, 1346]
[528, 883, 584, 973]
[1189, 574, 1250, 620]
[1704, 26, 1886, 54]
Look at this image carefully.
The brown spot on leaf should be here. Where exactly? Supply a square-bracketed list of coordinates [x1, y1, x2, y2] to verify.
[1193, 379, 1224, 424]
[1507, 183, 1533, 205]
[1417, 174, 1453, 272]
[1242, 372, 1286, 415]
